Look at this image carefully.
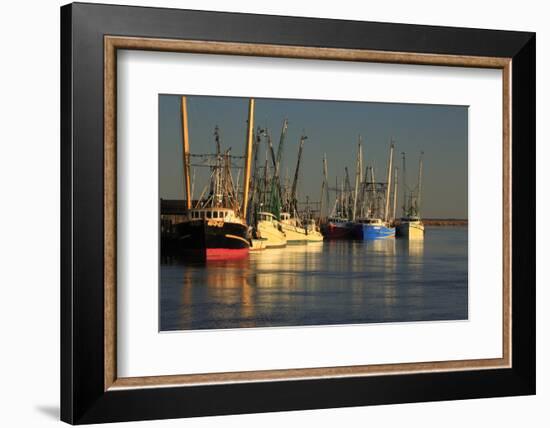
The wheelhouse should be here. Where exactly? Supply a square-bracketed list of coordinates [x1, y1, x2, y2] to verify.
[258, 211, 277, 222]
[189, 208, 237, 221]
[356, 218, 384, 225]
[327, 217, 348, 223]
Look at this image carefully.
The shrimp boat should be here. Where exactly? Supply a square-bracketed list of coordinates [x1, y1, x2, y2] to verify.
[277, 213, 324, 243]
[166, 97, 256, 260]
[319, 157, 355, 239]
[304, 219, 324, 242]
[280, 129, 324, 244]
[351, 138, 397, 240]
[248, 120, 320, 247]
[396, 151, 425, 239]
[322, 217, 354, 239]
[279, 212, 309, 244]
[175, 208, 250, 259]
[353, 218, 395, 239]
[246, 120, 288, 248]
[255, 211, 287, 248]
[397, 216, 424, 239]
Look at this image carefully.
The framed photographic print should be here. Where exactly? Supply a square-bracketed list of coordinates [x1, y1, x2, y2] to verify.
[60, 2, 535, 424]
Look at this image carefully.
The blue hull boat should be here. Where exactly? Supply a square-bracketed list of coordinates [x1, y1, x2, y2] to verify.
[353, 219, 395, 240]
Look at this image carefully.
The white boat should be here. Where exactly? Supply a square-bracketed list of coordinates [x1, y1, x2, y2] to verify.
[279, 213, 324, 243]
[280, 212, 308, 244]
[397, 151, 425, 240]
[304, 219, 324, 242]
[256, 212, 287, 248]
[397, 217, 425, 239]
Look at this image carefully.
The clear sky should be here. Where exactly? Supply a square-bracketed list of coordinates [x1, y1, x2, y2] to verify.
[160, 94, 468, 219]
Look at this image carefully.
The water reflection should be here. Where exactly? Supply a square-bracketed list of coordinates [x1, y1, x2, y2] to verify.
[407, 239, 424, 258]
[160, 227, 468, 331]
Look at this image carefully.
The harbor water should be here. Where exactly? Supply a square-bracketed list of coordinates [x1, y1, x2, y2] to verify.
[160, 226, 468, 331]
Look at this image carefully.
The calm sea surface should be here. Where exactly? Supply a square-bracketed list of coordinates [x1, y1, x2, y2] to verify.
[160, 226, 468, 331]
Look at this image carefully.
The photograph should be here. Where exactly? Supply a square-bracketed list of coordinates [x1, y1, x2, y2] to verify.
[55, 1, 536, 425]
[159, 95, 468, 331]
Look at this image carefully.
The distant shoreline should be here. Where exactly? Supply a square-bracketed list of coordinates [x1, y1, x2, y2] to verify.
[393, 218, 467, 227]
[417, 219, 468, 226]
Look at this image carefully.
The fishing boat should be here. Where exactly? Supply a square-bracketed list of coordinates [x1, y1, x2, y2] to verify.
[353, 217, 395, 239]
[278, 213, 324, 243]
[165, 97, 256, 260]
[319, 158, 355, 239]
[304, 219, 324, 242]
[322, 217, 354, 239]
[397, 216, 424, 239]
[175, 208, 250, 259]
[280, 135, 323, 244]
[396, 151, 425, 239]
[280, 212, 309, 244]
[351, 138, 397, 240]
[256, 211, 287, 248]
[246, 119, 289, 248]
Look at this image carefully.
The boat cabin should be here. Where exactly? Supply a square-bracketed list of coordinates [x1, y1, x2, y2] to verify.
[355, 218, 384, 225]
[258, 211, 278, 222]
[280, 212, 291, 221]
[189, 208, 239, 222]
[327, 217, 349, 224]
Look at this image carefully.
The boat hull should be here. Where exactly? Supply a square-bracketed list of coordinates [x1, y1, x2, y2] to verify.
[281, 223, 308, 244]
[257, 220, 287, 248]
[305, 230, 324, 242]
[397, 221, 425, 239]
[322, 222, 354, 239]
[250, 238, 267, 251]
[353, 223, 396, 240]
[164, 219, 250, 260]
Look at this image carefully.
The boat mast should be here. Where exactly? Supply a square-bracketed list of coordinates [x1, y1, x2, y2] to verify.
[290, 134, 307, 215]
[392, 167, 399, 221]
[180, 96, 192, 211]
[241, 98, 255, 218]
[334, 176, 339, 217]
[273, 119, 288, 206]
[344, 166, 352, 219]
[417, 151, 424, 217]
[369, 165, 376, 217]
[190, 169, 196, 206]
[319, 153, 329, 222]
[263, 156, 269, 207]
[213, 126, 223, 206]
[275, 119, 288, 176]
[401, 152, 407, 216]
[247, 127, 264, 223]
[339, 176, 344, 217]
[352, 136, 362, 221]
[384, 139, 395, 222]
[267, 132, 277, 172]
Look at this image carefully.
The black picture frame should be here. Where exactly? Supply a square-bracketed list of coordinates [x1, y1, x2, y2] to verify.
[61, 2, 535, 424]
